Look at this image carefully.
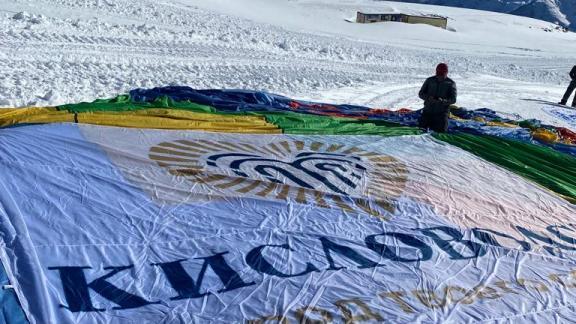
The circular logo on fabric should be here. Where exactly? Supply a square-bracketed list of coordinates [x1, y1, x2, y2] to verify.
[149, 139, 408, 220]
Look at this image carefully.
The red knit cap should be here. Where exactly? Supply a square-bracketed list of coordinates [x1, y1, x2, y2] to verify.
[436, 63, 448, 77]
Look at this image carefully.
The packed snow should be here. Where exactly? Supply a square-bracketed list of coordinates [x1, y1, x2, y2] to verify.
[1, 0, 576, 130]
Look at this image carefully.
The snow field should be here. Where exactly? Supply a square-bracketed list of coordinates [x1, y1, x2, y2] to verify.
[0, 0, 575, 129]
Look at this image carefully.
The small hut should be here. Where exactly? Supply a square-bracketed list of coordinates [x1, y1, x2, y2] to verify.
[356, 12, 448, 29]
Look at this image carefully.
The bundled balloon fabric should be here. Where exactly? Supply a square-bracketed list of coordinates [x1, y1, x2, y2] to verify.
[1, 86, 576, 324]
[129, 87, 576, 155]
[0, 87, 562, 150]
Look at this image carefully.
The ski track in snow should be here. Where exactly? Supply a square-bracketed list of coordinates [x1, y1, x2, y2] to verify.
[0, 0, 576, 130]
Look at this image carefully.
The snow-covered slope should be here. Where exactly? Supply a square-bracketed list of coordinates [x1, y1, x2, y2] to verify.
[388, 0, 576, 30]
[512, 0, 576, 30]
[384, 0, 529, 12]
[0, 0, 575, 129]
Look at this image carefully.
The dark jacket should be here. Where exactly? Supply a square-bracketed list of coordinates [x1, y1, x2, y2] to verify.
[570, 65, 576, 80]
[419, 76, 457, 112]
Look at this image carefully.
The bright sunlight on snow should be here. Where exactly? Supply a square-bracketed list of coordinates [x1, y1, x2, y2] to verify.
[1, 0, 576, 129]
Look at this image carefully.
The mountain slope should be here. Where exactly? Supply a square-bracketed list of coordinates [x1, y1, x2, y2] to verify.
[386, 0, 575, 30]
[384, 0, 527, 12]
[512, 0, 576, 30]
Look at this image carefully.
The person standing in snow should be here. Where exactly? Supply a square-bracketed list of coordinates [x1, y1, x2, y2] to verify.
[418, 63, 457, 133]
[559, 65, 576, 108]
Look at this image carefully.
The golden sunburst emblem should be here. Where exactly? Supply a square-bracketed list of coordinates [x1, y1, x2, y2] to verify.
[148, 139, 408, 221]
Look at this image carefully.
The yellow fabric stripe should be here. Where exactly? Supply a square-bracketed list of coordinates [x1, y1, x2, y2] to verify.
[0, 107, 73, 127]
[77, 114, 279, 132]
[116, 109, 267, 123]
[486, 121, 519, 128]
[77, 109, 279, 133]
[0, 108, 281, 133]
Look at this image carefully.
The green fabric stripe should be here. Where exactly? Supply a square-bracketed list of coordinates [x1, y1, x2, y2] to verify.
[434, 132, 576, 203]
[59, 95, 215, 113]
[260, 112, 421, 136]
